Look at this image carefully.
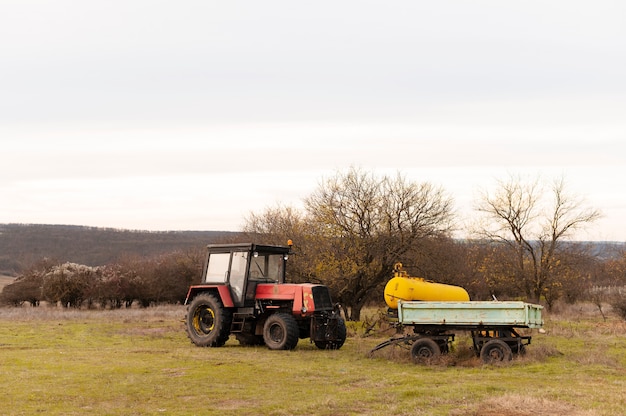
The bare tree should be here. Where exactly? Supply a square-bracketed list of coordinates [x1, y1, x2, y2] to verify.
[474, 174, 601, 305]
[243, 167, 455, 320]
[601, 248, 626, 320]
[304, 167, 454, 320]
[0, 257, 58, 306]
[242, 204, 323, 284]
[42, 262, 100, 308]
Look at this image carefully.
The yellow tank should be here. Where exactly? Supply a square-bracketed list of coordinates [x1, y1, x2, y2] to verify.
[384, 263, 470, 309]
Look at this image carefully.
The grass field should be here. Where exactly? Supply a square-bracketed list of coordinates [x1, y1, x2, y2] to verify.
[0, 303, 624, 415]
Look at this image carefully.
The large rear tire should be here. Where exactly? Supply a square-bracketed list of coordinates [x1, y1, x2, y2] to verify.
[186, 294, 232, 347]
[263, 313, 299, 350]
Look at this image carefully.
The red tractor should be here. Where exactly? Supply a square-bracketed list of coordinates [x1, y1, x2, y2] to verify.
[184, 242, 346, 350]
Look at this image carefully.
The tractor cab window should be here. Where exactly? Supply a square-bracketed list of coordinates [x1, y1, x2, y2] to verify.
[205, 253, 231, 283]
[250, 252, 285, 283]
[229, 251, 248, 303]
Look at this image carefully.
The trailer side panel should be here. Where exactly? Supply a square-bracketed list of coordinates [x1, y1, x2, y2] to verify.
[397, 301, 543, 328]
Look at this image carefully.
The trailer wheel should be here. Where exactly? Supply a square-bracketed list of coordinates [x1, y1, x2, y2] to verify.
[411, 338, 441, 364]
[480, 339, 513, 363]
[186, 294, 232, 347]
[263, 313, 299, 350]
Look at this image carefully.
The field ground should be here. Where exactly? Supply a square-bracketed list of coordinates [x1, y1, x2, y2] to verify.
[0, 304, 624, 415]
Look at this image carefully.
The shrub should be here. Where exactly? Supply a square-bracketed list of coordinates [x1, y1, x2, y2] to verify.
[610, 294, 626, 320]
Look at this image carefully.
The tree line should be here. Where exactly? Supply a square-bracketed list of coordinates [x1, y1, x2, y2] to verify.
[2, 167, 625, 318]
[243, 168, 623, 320]
[1, 251, 204, 308]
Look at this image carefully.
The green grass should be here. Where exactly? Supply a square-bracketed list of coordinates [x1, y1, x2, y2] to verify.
[0, 304, 624, 415]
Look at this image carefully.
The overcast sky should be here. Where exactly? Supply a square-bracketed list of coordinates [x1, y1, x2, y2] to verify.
[1, 1, 625, 241]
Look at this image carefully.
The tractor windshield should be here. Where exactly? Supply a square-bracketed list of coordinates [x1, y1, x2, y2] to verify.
[249, 252, 285, 283]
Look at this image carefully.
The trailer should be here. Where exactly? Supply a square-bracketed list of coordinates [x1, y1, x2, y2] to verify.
[370, 300, 544, 364]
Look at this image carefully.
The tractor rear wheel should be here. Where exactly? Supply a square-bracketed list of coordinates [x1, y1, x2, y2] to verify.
[186, 293, 232, 347]
[263, 313, 299, 350]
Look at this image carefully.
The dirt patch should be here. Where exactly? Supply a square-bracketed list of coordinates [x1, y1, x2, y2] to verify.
[451, 393, 599, 416]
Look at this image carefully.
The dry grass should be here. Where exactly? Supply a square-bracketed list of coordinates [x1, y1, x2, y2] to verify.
[1, 303, 625, 415]
[452, 393, 601, 416]
[0, 303, 183, 322]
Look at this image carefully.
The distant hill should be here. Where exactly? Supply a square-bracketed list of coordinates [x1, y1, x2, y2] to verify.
[583, 241, 626, 260]
[0, 223, 245, 275]
[2, 223, 623, 277]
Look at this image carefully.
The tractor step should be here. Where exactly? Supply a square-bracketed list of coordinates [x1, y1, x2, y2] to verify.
[231, 310, 255, 333]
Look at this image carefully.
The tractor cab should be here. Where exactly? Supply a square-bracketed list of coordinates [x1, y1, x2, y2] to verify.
[197, 242, 290, 308]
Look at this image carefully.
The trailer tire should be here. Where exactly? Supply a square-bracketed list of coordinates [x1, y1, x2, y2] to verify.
[186, 294, 232, 347]
[480, 339, 513, 363]
[263, 313, 299, 350]
[411, 338, 441, 364]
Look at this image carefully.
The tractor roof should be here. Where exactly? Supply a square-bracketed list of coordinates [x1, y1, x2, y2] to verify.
[205, 243, 290, 254]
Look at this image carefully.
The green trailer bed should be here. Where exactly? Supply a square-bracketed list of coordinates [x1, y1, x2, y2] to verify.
[397, 300, 543, 329]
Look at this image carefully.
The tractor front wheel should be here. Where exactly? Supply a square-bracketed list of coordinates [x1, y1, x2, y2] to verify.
[263, 313, 299, 350]
[185, 293, 232, 347]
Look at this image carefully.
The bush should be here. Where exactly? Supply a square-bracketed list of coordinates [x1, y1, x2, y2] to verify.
[610, 295, 626, 320]
[42, 263, 100, 308]
[1, 250, 203, 309]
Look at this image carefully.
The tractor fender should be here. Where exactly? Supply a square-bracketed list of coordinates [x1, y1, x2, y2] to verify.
[184, 285, 234, 307]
